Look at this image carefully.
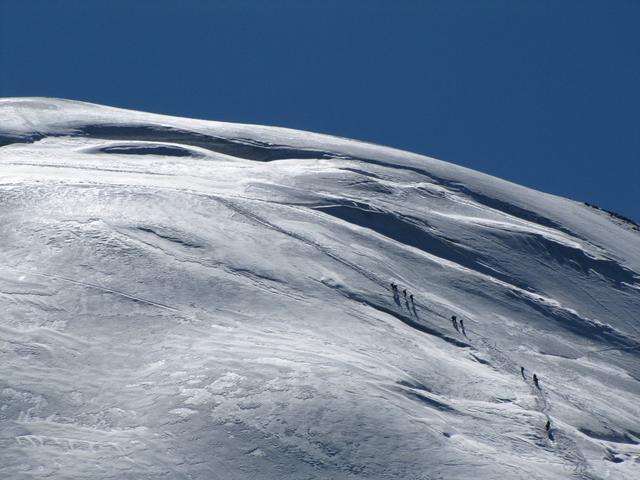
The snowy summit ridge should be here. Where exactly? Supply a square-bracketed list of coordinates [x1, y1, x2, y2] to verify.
[0, 97, 639, 479]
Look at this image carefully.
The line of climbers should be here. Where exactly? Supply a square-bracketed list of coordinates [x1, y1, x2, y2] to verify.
[520, 366, 541, 390]
[390, 282, 414, 304]
[450, 315, 466, 336]
[390, 280, 552, 438]
[521, 366, 551, 437]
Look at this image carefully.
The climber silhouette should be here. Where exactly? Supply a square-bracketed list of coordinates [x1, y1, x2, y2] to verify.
[451, 315, 459, 332]
[391, 283, 401, 306]
[459, 318, 466, 336]
[533, 374, 540, 389]
[545, 419, 554, 440]
[520, 366, 525, 379]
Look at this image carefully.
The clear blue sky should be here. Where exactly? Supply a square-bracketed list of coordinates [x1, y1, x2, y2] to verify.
[1, 0, 638, 221]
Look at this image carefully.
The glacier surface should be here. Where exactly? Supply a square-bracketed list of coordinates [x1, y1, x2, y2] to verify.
[0, 97, 639, 479]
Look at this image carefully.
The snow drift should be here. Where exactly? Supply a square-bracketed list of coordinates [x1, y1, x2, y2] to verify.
[0, 97, 638, 479]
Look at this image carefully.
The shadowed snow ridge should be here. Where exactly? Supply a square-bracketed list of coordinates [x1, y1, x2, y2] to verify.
[0, 97, 639, 480]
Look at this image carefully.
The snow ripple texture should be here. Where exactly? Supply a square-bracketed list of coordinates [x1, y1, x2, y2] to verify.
[0, 97, 639, 479]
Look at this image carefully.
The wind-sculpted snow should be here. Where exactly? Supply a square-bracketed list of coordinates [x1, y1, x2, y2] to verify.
[83, 142, 210, 158]
[0, 98, 639, 479]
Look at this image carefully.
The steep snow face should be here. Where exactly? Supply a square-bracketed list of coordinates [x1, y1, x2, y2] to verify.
[0, 97, 639, 480]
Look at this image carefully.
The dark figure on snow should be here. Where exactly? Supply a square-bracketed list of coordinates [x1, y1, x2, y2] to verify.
[390, 282, 397, 291]
[520, 366, 525, 378]
[459, 318, 466, 336]
[533, 374, 540, 389]
[451, 315, 459, 332]
[403, 289, 407, 299]
[409, 294, 414, 303]
[545, 419, 551, 432]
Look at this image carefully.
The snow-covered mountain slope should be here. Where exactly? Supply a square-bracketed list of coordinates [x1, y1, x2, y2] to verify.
[0, 97, 638, 479]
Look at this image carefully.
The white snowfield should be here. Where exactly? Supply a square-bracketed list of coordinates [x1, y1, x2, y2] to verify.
[0, 97, 639, 480]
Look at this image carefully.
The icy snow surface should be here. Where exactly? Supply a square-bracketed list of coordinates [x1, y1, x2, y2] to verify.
[0, 97, 639, 479]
